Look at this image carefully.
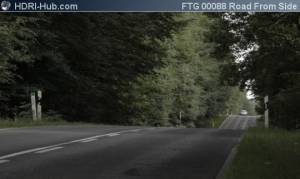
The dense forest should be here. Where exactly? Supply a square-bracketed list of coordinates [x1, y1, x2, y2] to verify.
[0, 13, 260, 127]
[220, 13, 300, 129]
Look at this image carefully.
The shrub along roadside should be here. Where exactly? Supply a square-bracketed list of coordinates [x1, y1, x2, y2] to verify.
[0, 118, 84, 129]
[225, 128, 300, 179]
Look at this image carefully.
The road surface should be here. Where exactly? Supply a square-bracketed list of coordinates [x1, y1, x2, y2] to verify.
[0, 116, 255, 179]
[219, 115, 257, 130]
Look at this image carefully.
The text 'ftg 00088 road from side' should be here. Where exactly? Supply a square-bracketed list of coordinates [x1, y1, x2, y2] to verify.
[181, 2, 297, 11]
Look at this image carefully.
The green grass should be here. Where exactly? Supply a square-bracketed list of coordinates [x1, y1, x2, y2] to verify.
[225, 128, 300, 179]
[0, 118, 84, 129]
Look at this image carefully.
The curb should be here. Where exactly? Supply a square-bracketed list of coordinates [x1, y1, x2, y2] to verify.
[215, 133, 245, 179]
[215, 145, 238, 179]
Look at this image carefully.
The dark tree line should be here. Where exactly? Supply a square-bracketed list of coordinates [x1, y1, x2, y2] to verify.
[0, 13, 253, 126]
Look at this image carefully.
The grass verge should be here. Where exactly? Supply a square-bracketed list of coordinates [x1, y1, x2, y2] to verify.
[0, 119, 83, 129]
[225, 128, 300, 179]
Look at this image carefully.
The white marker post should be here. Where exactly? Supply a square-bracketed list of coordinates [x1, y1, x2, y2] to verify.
[179, 111, 182, 126]
[37, 90, 42, 120]
[31, 92, 37, 121]
[264, 95, 269, 128]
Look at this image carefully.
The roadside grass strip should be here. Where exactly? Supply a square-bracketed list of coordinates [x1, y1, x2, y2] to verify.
[225, 128, 300, 179]
[0, 119, 83, 129]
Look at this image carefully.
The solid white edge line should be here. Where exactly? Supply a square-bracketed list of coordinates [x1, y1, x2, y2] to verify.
[222, 118, 233, 129]
[219, 115, 232, 129]
[35, 147, 64, 154]
[0, 128, 145, 160]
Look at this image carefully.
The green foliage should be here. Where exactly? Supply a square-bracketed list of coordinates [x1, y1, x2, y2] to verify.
[222, 13, 300, 129]
[0, 13, 251, 126]
[0, 14, 46, 117]
[0, 13, 178, 122]
[126, 14, 250, 127]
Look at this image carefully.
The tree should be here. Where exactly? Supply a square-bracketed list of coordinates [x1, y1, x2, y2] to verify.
[0, 13, 178, 122]
[221, 13, 300, 129]
[126, 13, 249, 127]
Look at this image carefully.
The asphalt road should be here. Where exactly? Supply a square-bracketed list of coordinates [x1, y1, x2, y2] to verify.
[0, 121, 249, 179]
[219, 115, 257, 130]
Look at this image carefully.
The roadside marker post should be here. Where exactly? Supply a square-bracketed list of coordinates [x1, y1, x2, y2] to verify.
[179, 111, 182, 127]
[264, 95, 269, 128]
[30, 90, 42, 121]
[37, 90, 42, 120]
[31, 92, 37, 121]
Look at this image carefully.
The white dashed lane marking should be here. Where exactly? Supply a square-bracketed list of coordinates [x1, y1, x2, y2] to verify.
[241, 118, 249, 130]
[0, 160, 9, 164]
[0, 128, 145, 161]
[80, 139, 98, 143]
[36, 147, 64, 154]
[106, 133, 120, 137]
[0, 147, 51, 160]
[233, 119, 241, 129]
